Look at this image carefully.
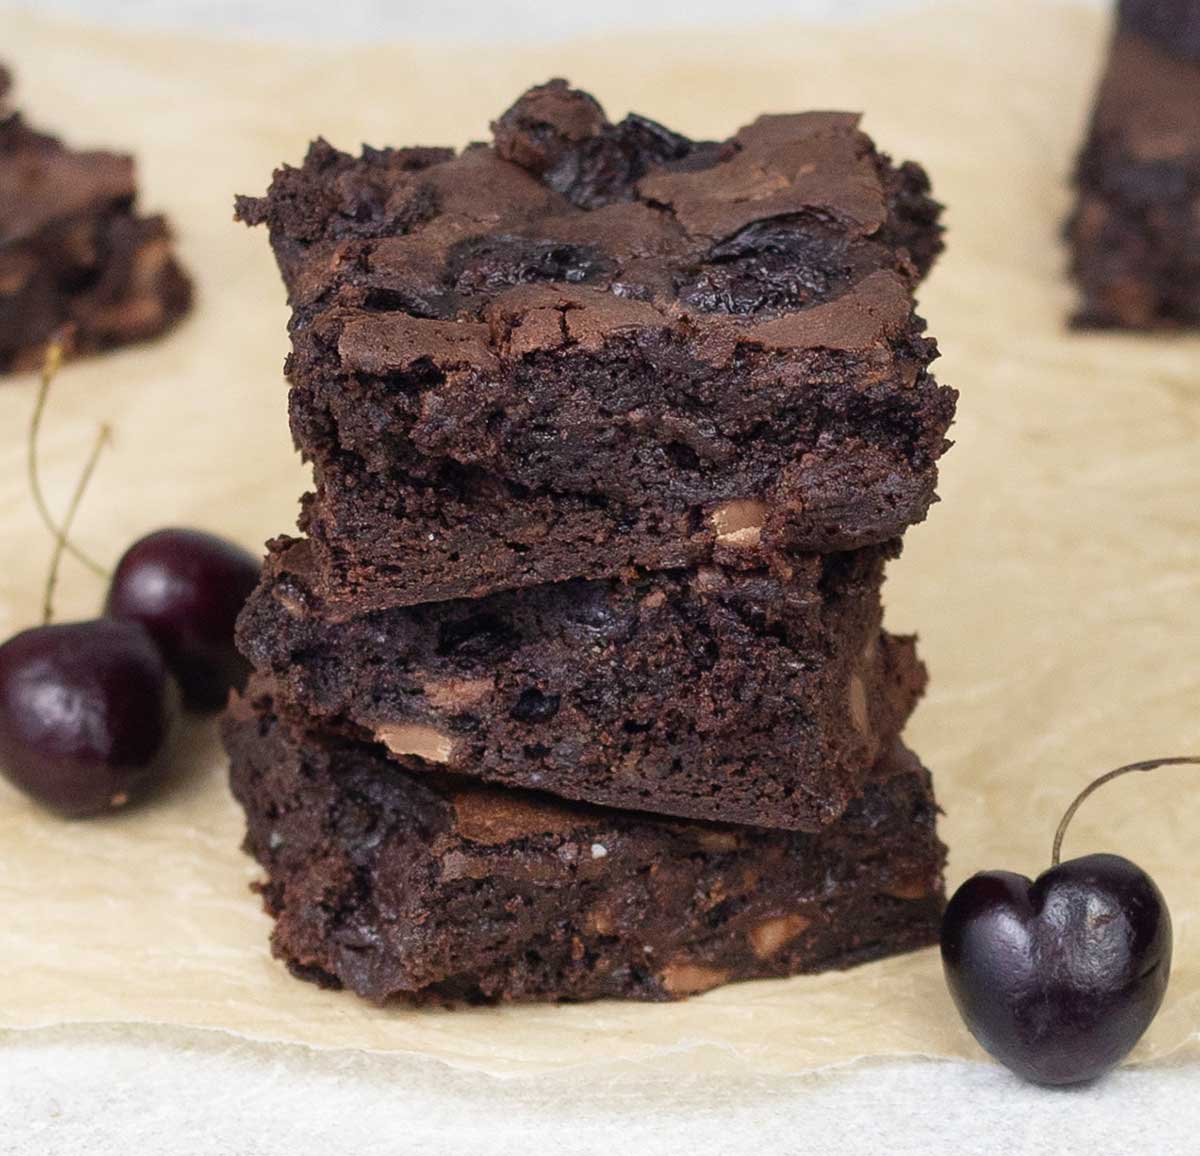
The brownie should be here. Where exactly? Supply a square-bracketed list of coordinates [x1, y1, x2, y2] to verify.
[0, 66, 192, 373]
[1066, 3, 1200, 328]
[237, 80, 956, 608]
[238, 536, 923, 831]
[1119, 0, 1200, 57]
[224, 684, 946, 1005]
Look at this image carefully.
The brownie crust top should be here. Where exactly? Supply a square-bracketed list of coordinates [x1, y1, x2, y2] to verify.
[236, 79, 943, 360]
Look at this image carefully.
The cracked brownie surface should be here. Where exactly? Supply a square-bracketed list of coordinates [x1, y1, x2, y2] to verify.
[224, 683, 946, 1005]
[236, 536, 924, 831]
[0, 65, 191, 372]
[238, 80, 955, 608]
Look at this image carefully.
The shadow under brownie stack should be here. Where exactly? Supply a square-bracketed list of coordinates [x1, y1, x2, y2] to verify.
[225, 80, 957, 1004]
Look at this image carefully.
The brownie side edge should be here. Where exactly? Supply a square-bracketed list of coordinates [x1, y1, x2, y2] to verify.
[223, 685, 947, 1005]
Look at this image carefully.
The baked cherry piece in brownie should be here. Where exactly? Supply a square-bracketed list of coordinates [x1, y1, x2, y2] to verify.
[237, 537, 924, 831]
[1067, 1, 1200, 328]
[237, 80, 955, 609]
[224, 684, 946, 1004]
[0, 65, 191, 373]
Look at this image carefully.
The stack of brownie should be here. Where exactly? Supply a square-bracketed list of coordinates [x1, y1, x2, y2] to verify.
[225, 81, 957, 1004]
[0, 64, 191, 373]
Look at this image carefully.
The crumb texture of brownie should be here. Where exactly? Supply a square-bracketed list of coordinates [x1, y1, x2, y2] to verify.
[0, 65, 192, 372]
[238, 79, 955, 606]
[223, 685, 946, 1005]
[1067, 17, 1200, 328]
[236, 537, 924, 831]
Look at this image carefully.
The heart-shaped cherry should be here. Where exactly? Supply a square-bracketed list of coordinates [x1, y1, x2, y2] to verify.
[941, 756, 1195, 1086]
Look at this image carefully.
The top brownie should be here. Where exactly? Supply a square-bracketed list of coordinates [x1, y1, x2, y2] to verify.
[238, 81, 955, 608]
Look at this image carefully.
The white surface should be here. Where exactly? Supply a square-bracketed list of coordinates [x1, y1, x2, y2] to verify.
[12, 0, 1104, 42]
[2, 1026, 1198, 1155]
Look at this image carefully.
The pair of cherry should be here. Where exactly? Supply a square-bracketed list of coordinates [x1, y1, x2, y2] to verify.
[0, 342, 259, 818]
[0, 528, 259, 817]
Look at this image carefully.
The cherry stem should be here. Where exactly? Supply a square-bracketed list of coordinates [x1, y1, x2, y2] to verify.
[42, 423, 112, 627]
[29, 339, 109, 578]
[1052, 756, 1200, 867]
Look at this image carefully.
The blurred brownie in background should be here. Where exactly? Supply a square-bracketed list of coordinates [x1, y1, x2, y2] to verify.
[0, 64, 191, 373]
[1067, 0, 1200, 328]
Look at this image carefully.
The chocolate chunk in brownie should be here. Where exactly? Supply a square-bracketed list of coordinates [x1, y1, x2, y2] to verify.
[238, 80, 955, 606]
[238, 536, 923, 831]
[224, 683, 946, 1005]
[0, 65, 192, 373]
[1066, 5, 1200, 328]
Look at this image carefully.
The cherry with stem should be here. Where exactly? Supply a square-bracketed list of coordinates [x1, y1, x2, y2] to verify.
[0, 348, 180, 818]
[2, 335, 262, 817]
[942, 756, 1194, 1086]
[25, 339, 261, 712]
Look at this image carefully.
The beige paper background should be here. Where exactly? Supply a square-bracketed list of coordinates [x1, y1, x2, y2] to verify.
[0, 1, 1197, 1078]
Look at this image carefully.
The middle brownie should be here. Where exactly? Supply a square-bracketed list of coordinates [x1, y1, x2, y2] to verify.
[238, 537, 925, 831]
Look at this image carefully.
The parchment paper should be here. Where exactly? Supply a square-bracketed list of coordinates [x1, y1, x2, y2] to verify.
[1, 1, 1197, 1079]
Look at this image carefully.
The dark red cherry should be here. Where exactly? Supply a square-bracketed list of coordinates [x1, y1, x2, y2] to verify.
[941, 853, 1172, 1086]
[0, 619, 180, 817]
[105, 528, 260, 712]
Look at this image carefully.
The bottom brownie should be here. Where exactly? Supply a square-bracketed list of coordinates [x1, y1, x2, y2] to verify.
[224, 685, 946, 1005]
